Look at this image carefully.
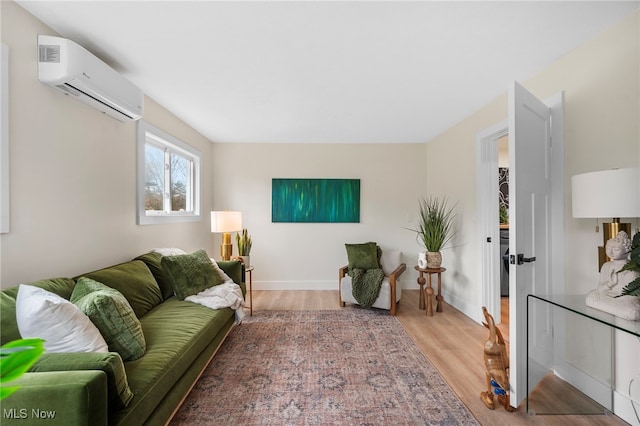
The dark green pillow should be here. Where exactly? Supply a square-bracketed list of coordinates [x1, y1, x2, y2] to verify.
[161, 250, 225, 300]
[345, 242, 380, 270]
[134, 251, 174, 300]
[79, 260, 162, 318]
[71, 277, 146, 362]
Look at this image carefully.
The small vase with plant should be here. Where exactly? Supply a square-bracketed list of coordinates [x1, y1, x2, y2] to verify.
[407, 196, 457, 269]
[236, 228, 252, 268]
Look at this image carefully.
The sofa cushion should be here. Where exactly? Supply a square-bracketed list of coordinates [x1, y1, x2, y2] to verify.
[79, 260, 162, 318]
[16, 284, 108, 353]
[1, 278, 76, 345]
[71, 278, 146, 361]
[117, 299, 234, 423]
[30, 352, 134, 410]
[341, 275, 401, 309]
[346, 242, 380, 270]
[161, 250, 225, 300]
[134, 252, 174, 300]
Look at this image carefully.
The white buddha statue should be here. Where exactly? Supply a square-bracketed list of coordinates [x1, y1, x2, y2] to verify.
[586, 231, 640, 321]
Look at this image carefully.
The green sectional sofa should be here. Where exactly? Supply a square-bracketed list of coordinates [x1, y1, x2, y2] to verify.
[0, 252, 245, 426]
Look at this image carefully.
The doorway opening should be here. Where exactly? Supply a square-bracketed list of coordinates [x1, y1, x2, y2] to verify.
[497, 134, 510, 339]
[475, 121, 508, 328]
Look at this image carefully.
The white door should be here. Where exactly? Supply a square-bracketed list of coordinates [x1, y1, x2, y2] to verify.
[508, 81, 553, 407]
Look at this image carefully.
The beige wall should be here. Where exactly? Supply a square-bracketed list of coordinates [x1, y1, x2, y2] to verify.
[2, 2, 637, 419]
[0, 2, 216, 287]
[2, 1, 638, 303]
[424, 16, 639, 419]
[2, 3, 637, 419]
[212, 142, 426, 290]
[425, 10, 639, 317]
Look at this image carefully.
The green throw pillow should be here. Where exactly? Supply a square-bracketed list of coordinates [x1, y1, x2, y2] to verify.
[71, 277, 146, 362]
[345, 242, 380, 270]
[161, 249, 225, 300]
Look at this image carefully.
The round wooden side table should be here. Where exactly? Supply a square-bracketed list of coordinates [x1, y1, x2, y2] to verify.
[414, 266, 446, 317]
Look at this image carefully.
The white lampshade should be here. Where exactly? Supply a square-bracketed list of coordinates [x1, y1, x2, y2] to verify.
[571, 168, 640, 218]
[210, 211, 242, 233]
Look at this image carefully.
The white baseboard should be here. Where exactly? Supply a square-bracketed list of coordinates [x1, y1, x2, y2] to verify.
[252, 280, 337, 291]
[253, 280, 420, 292]
[443, 289, 484, 324]
[250, 282, 484, 325]
[550, 364, 640, 424]
[552, 362, 611, 412]
[403, 279, 420, 290]
[614, 388, 640, 426]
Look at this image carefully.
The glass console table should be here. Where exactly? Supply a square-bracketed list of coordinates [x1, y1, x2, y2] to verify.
[527, 294, 639, 417]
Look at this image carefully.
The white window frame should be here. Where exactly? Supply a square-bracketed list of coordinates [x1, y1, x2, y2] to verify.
[137, 120, 201, 225]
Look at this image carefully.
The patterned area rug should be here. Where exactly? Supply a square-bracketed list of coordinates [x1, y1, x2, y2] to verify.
[171, 310, 479, 425]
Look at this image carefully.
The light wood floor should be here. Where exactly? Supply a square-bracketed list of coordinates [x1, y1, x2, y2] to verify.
[250, 290, 629, 426]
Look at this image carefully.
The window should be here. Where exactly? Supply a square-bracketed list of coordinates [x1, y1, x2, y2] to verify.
[137, 121, 201, 225]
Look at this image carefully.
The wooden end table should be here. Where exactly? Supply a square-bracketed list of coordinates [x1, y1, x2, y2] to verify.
[414, 266, 446, 316]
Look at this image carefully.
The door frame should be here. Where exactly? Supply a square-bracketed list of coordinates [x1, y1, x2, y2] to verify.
[546, 92, 566, 300]
[476, 121, 508, 321]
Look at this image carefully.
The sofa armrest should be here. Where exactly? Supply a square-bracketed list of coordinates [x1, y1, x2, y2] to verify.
[30, 352, 132, 409]
[217, 260, 245, 294]
[0, 370, 108, 426]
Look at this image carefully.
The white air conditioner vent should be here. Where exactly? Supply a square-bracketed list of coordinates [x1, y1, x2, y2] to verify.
[38, 35, 143, 122]
[56, 84, 81, 97]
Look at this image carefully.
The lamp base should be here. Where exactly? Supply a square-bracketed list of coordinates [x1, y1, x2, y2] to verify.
[220, 232, 233, 261]
[597, 220, 630, 271]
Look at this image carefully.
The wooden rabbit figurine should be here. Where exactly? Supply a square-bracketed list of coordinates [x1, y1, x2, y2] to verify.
[480, 306, 515, 411]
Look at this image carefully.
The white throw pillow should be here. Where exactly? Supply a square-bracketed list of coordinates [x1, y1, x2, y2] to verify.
[16, 284, 108, 353]
[152, 248, 187, 256]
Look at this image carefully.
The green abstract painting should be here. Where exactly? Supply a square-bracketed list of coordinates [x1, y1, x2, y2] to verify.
[272, 179, 360, 223]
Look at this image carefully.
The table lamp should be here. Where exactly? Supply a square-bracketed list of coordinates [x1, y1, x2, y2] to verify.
[571, 167, 639, 270]
[211, 211, 242, 261]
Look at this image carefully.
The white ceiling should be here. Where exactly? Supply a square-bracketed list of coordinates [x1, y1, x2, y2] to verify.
[17, 1, 639, 144]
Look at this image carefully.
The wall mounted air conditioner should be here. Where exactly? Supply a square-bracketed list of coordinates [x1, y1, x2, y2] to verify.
[38, 35, 143, 122]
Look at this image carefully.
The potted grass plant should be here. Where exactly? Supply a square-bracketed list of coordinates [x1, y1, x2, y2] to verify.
[236, 228, 252, 268]
[407, 196, 457, 269]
